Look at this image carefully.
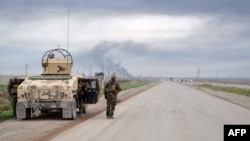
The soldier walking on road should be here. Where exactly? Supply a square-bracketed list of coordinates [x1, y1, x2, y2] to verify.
[8, 77, 20, 118]
[104, 73, 121, 119]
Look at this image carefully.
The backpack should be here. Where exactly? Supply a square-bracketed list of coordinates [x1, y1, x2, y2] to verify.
[106, 82, 117, 94]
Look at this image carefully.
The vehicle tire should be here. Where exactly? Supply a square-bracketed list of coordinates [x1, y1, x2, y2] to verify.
[71, 99, 77, 120]
[23, 108, 31, 120]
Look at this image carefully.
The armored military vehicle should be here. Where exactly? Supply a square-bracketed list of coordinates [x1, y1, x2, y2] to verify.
[16, 48, 103, 119]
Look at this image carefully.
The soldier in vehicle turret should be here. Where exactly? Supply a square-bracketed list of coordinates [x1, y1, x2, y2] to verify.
[104, 73, 121, 119]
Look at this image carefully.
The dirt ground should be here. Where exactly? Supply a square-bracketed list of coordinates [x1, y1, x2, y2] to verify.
[182, 82, 250, 110]
[0, 83, 157, 141]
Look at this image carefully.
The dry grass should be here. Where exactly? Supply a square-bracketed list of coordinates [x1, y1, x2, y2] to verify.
[198, 83, 250, 96]
[0, 86, 12, 115]
[0, 104, 11, 111]
[0, 91, 12, 122]
[0, 91, 11, 104]
[0, 84, 11, 104]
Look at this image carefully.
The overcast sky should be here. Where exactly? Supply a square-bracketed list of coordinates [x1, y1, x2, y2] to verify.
[0, 0, 250, 78]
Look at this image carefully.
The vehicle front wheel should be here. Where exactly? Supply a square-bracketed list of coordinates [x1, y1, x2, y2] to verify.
[71, 99, 77, 120]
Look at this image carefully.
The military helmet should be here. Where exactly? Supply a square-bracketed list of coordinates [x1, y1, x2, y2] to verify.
[13, 77, 18, 81]
[111, 73, 117, 80]
[13, 77, 19, 83]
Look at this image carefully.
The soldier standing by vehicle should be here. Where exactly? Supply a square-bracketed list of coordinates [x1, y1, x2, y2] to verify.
[8, 77, 19, 118]
[78, 81, 90, 117]
[104, 73, 121, 119]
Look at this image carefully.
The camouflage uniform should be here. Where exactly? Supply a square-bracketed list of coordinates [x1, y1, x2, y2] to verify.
[77, 82, 89, 117]
[8, 78, 19, 118]
[104, 73, 121, 119]
[79, 82, 90, 116]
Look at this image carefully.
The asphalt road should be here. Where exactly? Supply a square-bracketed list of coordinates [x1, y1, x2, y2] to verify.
[0, 84, 155, 141]
[50, 82, 250, 141]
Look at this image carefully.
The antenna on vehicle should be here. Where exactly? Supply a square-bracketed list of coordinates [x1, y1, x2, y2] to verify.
[66, 0, 70, 74]
[67, 0, 70, 52]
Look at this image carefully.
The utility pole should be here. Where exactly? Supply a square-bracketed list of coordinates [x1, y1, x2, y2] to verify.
[197, 68, 201, 79]
[103, 60, 105, 81]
